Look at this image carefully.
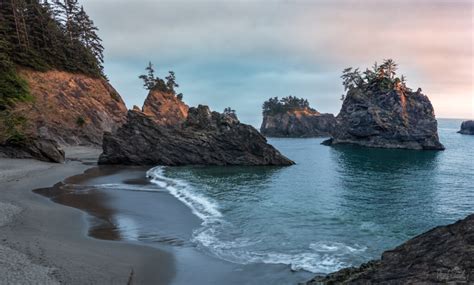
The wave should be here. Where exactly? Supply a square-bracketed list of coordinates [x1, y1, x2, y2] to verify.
[146, 167, 222, 221]
[146, 166, 366, 274]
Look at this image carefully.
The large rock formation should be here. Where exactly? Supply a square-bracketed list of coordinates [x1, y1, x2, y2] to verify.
[99, 106, 294, 166]
[0, 138, 64, 163]
[261, 109, 335, 137]
[458, 120, 474, 135]
[307, 214, 474, 284]
[142, 90, 189, 126]
[260, 96, 336, 137]
[0, 69, 127, 162]
[324, 79, 444, 150]
[11, 69, 127, 145]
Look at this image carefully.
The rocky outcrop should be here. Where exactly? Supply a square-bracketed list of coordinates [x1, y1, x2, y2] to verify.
[0, 138, 64, 163]
[307, 214, 474, 284]
[99, 106, 294, 166]
[142, 90, 188, 126]
[261, 109, 335, 137]
[458, 120, 474, 135]
[10, 69, 127, 146]
[324, 88, 444, 150]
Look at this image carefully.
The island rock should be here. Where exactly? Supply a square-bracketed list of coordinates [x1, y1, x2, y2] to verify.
[260, 96, 335, 137]
[458, 120, 474, 135]
[99, 106, 294, 166]
[323, 61, 444, 150]
[307, 214, 474, 284]
[261, 109, 335, 137]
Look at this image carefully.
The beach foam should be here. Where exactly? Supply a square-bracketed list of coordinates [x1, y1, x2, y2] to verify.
[146, 166, 366, 274]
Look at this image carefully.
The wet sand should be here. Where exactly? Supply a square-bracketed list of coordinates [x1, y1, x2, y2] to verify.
[0, 147, 174, 284]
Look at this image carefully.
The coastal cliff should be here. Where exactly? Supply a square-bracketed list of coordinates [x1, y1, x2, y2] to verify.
[99, 105, 294, 166]
[323, 60, 444, 150]
[458, 120, 474, 135]
[307, 214, 474, 284]
[260, 96, 335, 137]
[0, 69, 127, 162]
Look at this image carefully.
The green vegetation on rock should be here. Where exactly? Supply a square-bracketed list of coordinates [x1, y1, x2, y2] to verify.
[262, 96, 314, 115]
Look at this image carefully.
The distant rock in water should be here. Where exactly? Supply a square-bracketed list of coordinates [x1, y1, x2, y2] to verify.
[323, 60, 444, 150]
[307, 214, 474, 284]
[99, 106, 294, 166]
[458, 120, 474, 135]
[0, 138, 64, 163]
[142, 90, 189, 126]
[260, 96, 335, 137]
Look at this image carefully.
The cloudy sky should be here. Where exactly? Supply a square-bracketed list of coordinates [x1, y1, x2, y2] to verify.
[82, 0, 473, 127]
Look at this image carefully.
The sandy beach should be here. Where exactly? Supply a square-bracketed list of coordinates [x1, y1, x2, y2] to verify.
[0, 147, 174, 284]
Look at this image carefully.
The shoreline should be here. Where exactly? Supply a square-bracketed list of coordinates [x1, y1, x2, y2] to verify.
[1, 147, 312, 284]
[0, 147, 174, 284]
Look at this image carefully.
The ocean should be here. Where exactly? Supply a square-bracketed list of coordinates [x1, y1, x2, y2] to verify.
[37, 118, 473, 284]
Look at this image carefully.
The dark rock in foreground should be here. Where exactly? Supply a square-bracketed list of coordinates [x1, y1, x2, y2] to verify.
[0, 138, 65, 163]
[99, 106, 294, 166]
[325, 88, 444, 150]
[458, 120, 474, 135]
[261, 110, 336, 138]
[307, 214, 474, 284]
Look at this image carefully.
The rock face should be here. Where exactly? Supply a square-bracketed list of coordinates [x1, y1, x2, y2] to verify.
[324, 88, 444, 150]
[0, 138, 64, 163]
[307, 214, 474, 284]
[261, 109, 336, 137]
[12, 69, 127, 145]
[142, 90, 188, 126]
[99, 106, 294, 166]
[458, 120, 474, 135]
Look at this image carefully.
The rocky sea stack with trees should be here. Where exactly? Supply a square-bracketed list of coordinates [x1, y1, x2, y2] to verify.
[99, 63, 294, 166]
[260, 96, 335, 137]
[323, 59, 444, 150]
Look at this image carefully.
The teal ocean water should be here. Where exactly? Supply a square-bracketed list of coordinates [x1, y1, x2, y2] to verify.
[146, 118, 473, 273]
[39, 119, 473, 277]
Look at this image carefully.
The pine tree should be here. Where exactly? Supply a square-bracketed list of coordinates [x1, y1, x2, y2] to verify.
[139, 62, 156, 90]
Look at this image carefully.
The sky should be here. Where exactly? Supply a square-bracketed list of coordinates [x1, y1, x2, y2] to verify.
[82, 0, 473, 127]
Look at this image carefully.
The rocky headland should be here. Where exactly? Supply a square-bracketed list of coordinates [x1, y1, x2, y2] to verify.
[260, 96, 335, 137]
[458, 120, 474, 135]
[307, 214, 474, 284]
[99, 103, 294, 166]
[0, 69, 128, 162]
[323, 60, 444, 150]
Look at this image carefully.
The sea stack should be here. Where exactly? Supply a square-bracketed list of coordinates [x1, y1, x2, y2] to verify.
[99, 91, 294, 166]
[307, 214, 474, 284]
[260, 96, 335, 137]
[323, 60, 444, 150]
[458, 120, 474, 135]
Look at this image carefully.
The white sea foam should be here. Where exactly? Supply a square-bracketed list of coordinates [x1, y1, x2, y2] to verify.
[146, 166, 365, 274]
[146, 167, 222, 221]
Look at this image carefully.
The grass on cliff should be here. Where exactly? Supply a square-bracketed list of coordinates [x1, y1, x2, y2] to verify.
[0, 67, 32, 111]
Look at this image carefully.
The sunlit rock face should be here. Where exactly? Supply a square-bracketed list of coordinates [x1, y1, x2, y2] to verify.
[6, 69, 127, 145]
[261, 108, 336, 138]
[99, 106, 294, 166]
[458, 120, 474, 135]
[142, 90, 188, 126]
[324, 87, 444, 150]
